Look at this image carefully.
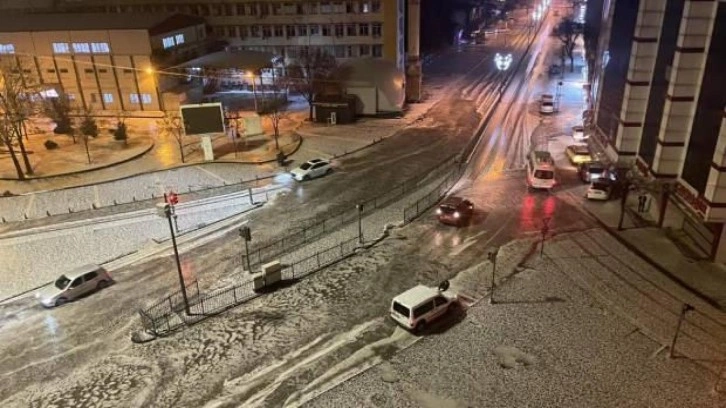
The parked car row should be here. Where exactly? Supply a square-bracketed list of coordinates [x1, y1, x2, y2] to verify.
[564, 142, 619, 201]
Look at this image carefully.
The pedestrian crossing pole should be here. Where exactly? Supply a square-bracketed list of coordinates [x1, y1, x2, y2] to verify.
[356, 204, 364, 244]
[488, 248, 499, 304]
[669, 303, 694, 358]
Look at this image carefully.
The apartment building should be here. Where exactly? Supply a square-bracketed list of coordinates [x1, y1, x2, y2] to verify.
[50, 1, 407, 71]
[0, 13, 209, 114]
[591, 0, 726, 260]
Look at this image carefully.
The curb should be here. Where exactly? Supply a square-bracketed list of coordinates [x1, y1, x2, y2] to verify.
[580, 205, 722, 311]
[0, 142, 155, 181]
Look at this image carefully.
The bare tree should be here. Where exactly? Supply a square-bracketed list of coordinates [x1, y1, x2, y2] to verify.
[160, 112, 186, 163]
[0, 63, 38, 178]
[79, 108, 99, 164]
[258, 75, 290, 165]
[285, 47, 338, 121]
[555, 18, 582, 72]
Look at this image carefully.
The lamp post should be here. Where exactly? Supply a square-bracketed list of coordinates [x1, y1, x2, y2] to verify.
[247, 71, 258, 112]
[488, 248, 499, 304]
[157, 203, 190, 315]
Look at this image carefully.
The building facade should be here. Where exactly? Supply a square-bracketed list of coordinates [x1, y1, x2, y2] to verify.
[591, 0, 726, 260]
[50, 0, 407, 71]
[0, 13, 208, 114]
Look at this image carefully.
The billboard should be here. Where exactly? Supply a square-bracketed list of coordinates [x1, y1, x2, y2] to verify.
[180, 103, 225, 136]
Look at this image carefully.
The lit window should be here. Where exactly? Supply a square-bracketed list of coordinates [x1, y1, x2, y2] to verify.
[0, 44, 15, 54]
[91, 42, 110, 53]
[362, 2, 370, 13]
[53, 42, 70, 53]
[175, 34, 185, 45]
[162, 37, 175, 49]
[72, 43, 90, 53]
[130, 93, 140, 103]
[141, 93, 152, 104]
[103, 93, 113, 103]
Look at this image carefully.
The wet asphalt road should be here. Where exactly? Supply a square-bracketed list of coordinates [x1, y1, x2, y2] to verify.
[0, 8, 603, 407]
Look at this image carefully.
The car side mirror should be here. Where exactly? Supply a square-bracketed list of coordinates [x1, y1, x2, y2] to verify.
[438, 280, 450, 292]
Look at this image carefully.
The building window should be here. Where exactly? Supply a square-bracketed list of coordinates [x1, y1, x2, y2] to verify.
[67, 93, 75, 100]
[260, 3, 269, 15]
[47, 69, 56, 73]
[52, 42, 70, 54]
[272, 3, 281, 14]
[334, 45, 345, 58]
[361, 2, 370, 13]
[310, 25, 320, 36]
[332, 1, 344, 13]
[372, 1, 381, 12]
[296, 4, 304, 14]
[335, 24, 344, 37]
[175, 34, 185, 45]
[98, 69, 108, 73]
[60, 68, 69, 73]
[236, 3, 246, 15]
[0, 44, 15, 54]
[347, 45, 356, 57]
[238, 26, 247, 38]
[322, 25, 331, 36]
[372, 23, 382, 38]
[141, 94, 152, 104]
[91, 42, 110, 53]
[360, 44, 370, 56]
[320, 2, 332, 13]
[84, 68, 94, 74]
[90, 93, 98, 103]
[346, 24, 356, 36]
[286, 25, 295, 37]
[372, 44, 382, 57]
[224, 3, 234, 15]
[72, 43, 90, 53]
[274, 25, 283, 37]
[162, 37, 175, 49]
[123, 69, 133, 74]
[103, 93, 114, 103]
[227, 26, 237, 37]
[250, 26, 260, 37]
[262, 25, 272, 38]
[346, 1, 355, 13]
[359, 23, 369, 36]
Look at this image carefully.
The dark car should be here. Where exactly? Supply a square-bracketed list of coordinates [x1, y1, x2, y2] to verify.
[579, 162, 608, 183]
[436, 196, 474, 226]
[548, 64, 562, 76]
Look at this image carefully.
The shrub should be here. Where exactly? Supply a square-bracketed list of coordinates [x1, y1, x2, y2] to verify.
[44, 140, 59, 150]
[53, 121, 72, 134]
[113, 122, 128, 142]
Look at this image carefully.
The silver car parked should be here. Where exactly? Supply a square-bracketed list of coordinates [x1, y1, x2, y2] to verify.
[36, 264, 113, 308]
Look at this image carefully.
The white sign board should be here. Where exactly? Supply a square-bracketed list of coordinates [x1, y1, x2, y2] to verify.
[201, 136, 214, 161]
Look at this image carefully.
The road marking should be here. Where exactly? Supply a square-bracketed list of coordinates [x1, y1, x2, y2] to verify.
[195, 165, 228, 183]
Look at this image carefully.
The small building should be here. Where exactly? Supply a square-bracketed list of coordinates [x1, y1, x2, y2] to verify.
[0, 12, 215, 115]
[312, 95, 357, 125]
[338, 58, 405, 116]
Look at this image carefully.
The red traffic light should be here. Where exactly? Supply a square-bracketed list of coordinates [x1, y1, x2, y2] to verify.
[167, 192, 179, 205]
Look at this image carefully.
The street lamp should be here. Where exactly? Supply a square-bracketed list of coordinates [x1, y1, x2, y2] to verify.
[246, 71, 258, 112]
[156, 203, 190, 315]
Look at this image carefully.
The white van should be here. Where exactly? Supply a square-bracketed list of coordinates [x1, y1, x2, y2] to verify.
[526, 151, 556, 190]
[539, 94, 555, 114]
[390, 283, 458, 332]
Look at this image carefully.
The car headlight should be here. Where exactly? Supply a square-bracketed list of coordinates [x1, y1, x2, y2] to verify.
[453, 212, 460, 219]
[436, 208, 442, 215]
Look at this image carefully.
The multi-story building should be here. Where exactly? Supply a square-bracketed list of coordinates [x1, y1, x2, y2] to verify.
[590, 0, 726, 261]
[46, 1, 408, 72]
[0, 13, 210, 114]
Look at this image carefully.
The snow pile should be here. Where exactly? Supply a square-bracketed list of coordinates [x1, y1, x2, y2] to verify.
[493, 345, 536, 369]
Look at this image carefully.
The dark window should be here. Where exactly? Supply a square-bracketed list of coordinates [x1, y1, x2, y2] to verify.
[123, 69, 132, 74]
[84, 271, 98, 281]
[682, 3, 726, 193]
[392, 302, 409, 317]
[59, 68, 69, 73]
[434, 296, 448, 307]
[639, 0, 685, 167]
[534, 170, 554, 179]
[70, 278, 83, 288]
[98, 69, 108, 73]
[47, 69, 55, 73]
[413, 301, 434, 318]
[55, 275, 70, 289]
[595, 1, 640, 145]
[84, 68, 94, 73]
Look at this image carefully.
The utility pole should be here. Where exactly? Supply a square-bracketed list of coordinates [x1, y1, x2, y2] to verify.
[239, 226, 252, 273]
[356, 204, 364, 244]
[157, 203, 190, 315]
[488, 248, 499, 304]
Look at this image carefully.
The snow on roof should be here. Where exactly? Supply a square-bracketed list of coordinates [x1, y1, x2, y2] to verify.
[393, 285, 438, 308]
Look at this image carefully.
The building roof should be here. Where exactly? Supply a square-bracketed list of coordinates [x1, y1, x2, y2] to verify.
[392, 285, 438, 308]
[0, 12, 204, 34]
[171, 50, 276, 71]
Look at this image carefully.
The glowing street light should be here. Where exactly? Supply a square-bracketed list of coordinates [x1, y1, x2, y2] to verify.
[494, 53, 513, 71]
[245, 71, 258, 112]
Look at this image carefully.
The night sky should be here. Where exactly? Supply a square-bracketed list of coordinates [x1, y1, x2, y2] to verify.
[420, 0, 470, 51]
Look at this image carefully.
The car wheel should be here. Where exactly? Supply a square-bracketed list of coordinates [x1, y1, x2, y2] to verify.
[303, 175, 311, 181]
[97, 280, 109, 290]
[414, 320, 426, 334]
[55, 298, 67, 307]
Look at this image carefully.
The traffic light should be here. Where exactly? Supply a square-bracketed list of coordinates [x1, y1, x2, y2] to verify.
[167, 192, 179, 206]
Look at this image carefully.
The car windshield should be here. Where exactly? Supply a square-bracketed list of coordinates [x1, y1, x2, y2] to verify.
[440, 205, 457, 213]
[393, 301, 410, 318]
[589, 167, 605, 174]
[300, 163, 312, 170]
[534, 170, 554, 179]
[55, 275, 71, 289]
[543, 102, 554, 107]
[574, 147, 589, 154]
[592, 182, 610, 191]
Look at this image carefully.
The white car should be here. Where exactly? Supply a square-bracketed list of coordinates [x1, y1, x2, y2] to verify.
[586, 180, 614, 201]
[390, 282, 458, 333]
[539, 94, 555, 114]
[290, 158, 332, 181]
[572, 125, 587, 141]
[36, 264, 113, 308]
